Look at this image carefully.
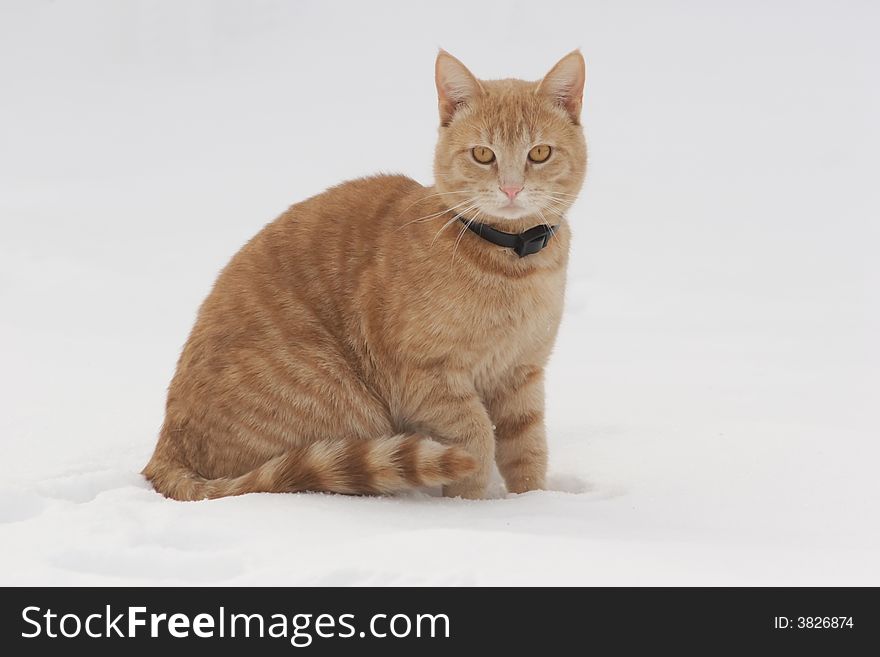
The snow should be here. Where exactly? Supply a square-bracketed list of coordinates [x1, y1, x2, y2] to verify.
[1, 0, 878, 585]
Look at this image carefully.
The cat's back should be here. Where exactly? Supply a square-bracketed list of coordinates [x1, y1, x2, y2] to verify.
[202, 173, 422, 308]
[189, 174, 423, 339]
[276, 173, 422, 236]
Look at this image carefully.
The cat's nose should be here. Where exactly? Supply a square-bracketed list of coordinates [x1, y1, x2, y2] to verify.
[500, 184, 523, 200]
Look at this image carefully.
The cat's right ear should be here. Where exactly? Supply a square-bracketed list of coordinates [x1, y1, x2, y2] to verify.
[435, 50, 483, 127]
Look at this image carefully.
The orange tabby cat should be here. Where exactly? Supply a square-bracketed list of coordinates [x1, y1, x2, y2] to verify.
[143, 50, 587, 500]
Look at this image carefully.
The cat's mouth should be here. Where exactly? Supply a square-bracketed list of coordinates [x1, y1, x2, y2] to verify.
[484, 200, 535, 220]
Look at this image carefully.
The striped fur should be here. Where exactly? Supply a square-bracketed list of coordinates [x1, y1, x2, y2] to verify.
[143, 434, 475, 501]
[143, 51, 586, 500]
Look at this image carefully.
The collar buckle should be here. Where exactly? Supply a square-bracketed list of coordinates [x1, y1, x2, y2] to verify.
[514, 225, 554, 258]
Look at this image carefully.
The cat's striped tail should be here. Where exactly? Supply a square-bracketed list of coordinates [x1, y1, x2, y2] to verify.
[142, 434, 477, 501]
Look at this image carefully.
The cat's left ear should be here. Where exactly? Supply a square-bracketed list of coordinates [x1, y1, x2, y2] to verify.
[536, 50, 586, 124]
[435, 50, 484, 126]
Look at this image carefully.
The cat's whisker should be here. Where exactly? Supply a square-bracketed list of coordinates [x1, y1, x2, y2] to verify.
[536, 208, 558, 240]
[451, 221, 470, 263]
[533, 191, 574, 203]
[539, 204, 566, 220]
[399, 189, 471, 214]
[531, 193, 570, 219]
[538, 189, 580, 198]
[395, 210, 448, 233]
[541, 201, 573, 210]
[395, 197, 478, 233]
[451, 209, 481, 264]
[535, 197, 575, 212]
[431, 212, 469, 248]
[430, 203, 479, 246]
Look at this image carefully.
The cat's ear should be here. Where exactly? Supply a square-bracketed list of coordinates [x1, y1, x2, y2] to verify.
[536, 50, 586, 124]
[435, 50, 484, 126]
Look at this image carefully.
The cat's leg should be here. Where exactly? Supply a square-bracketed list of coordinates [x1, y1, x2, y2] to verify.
[486, 365, 548, 494]
[401, 375, 494, 499]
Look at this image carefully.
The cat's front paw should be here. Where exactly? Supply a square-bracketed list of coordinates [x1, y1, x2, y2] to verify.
[504, 474, 545, 495]
[443, 475, 489, 500]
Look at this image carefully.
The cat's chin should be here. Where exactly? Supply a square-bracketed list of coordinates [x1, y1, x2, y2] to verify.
[481, 205, 536, 221]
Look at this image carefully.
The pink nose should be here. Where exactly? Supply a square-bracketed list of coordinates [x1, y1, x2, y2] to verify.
[500, 184, 523, 200]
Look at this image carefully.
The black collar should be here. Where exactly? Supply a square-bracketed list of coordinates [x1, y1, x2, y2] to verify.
[458, 216, 559, 258]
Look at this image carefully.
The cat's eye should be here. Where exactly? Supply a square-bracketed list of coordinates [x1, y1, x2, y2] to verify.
[471, 146, 496, 164]
[528, 144, 552, 163]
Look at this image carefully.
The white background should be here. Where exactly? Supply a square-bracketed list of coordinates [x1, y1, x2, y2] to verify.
[1, 0, 877, 584]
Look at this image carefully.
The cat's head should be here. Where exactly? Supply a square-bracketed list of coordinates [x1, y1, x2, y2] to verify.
[433, 50, 587, 224]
